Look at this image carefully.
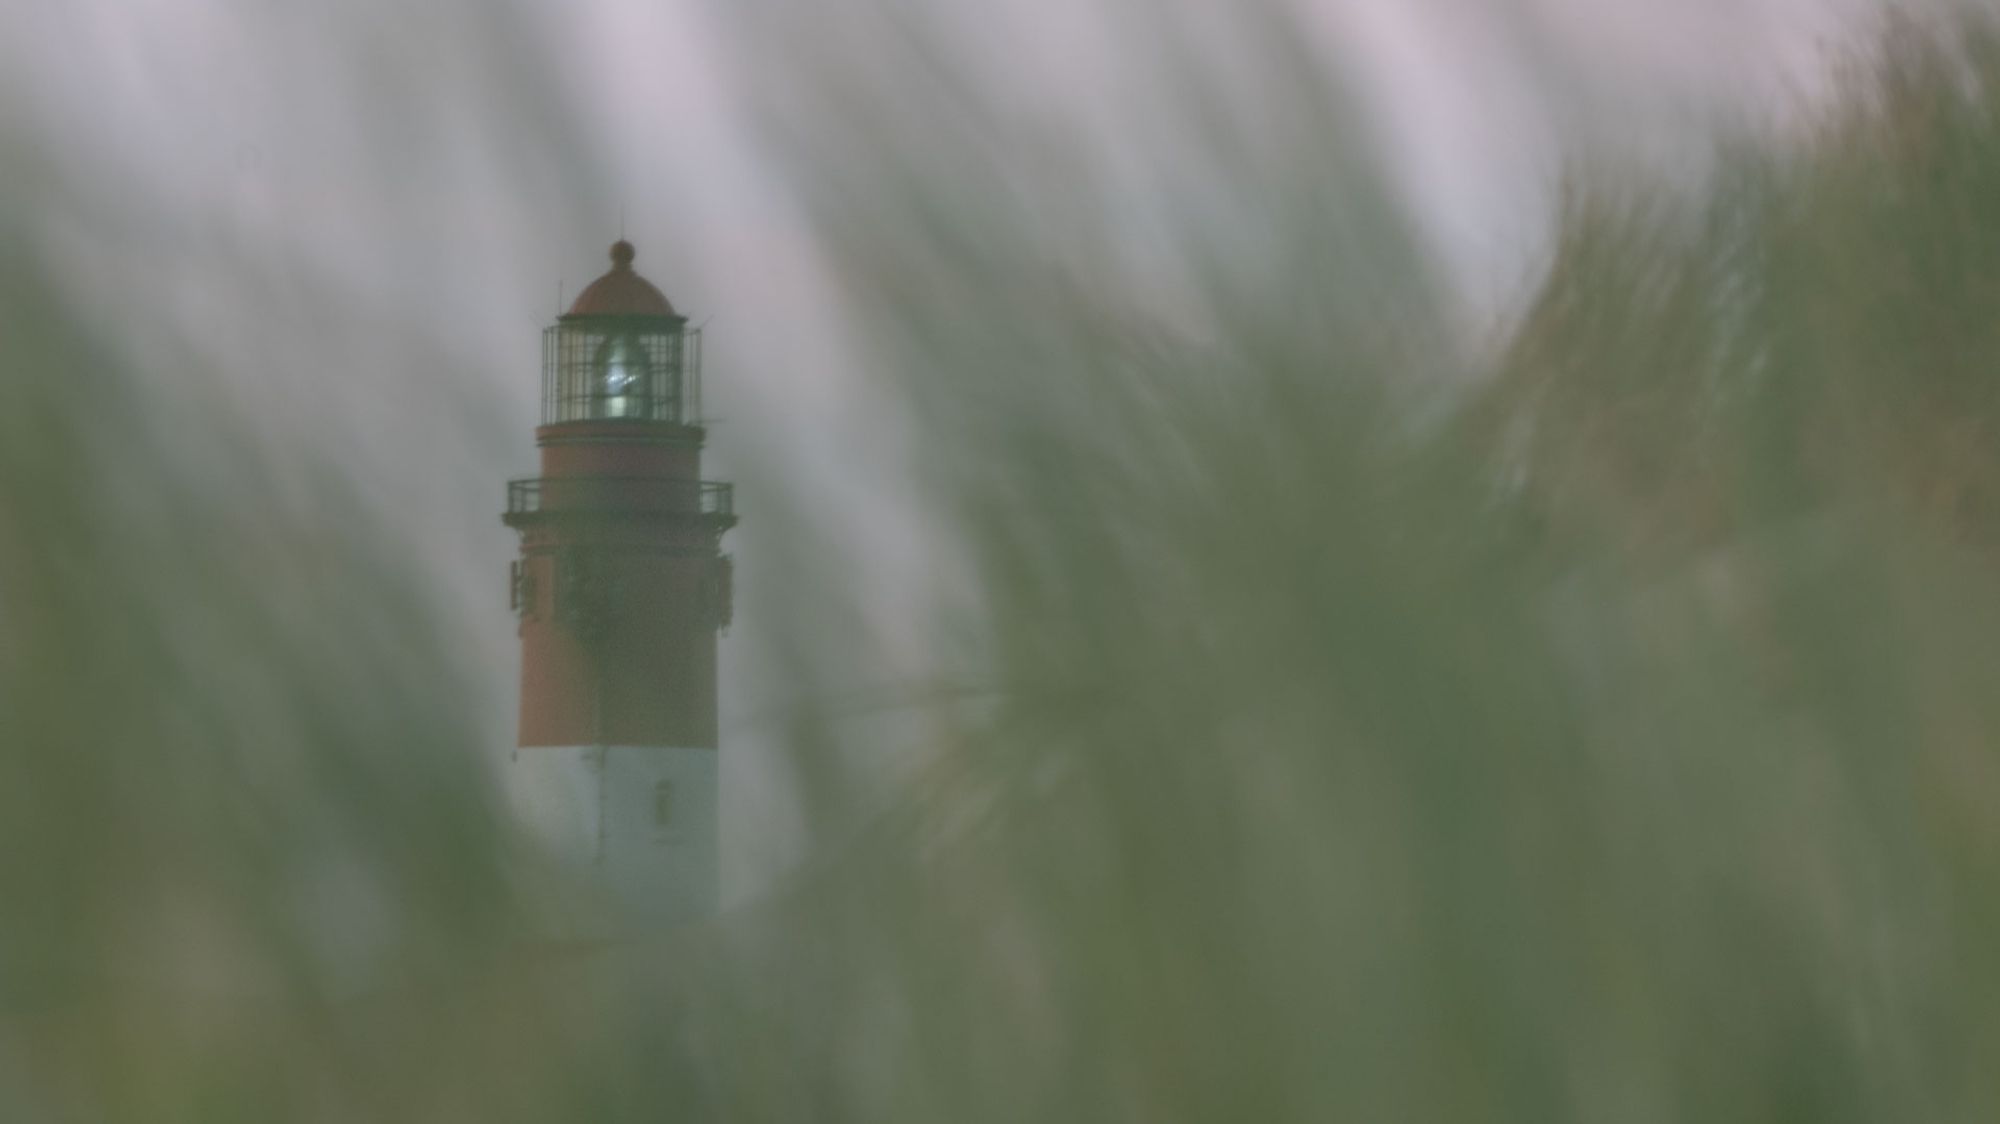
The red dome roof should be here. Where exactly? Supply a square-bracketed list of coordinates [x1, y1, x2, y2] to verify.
[565, 241, 681, 319]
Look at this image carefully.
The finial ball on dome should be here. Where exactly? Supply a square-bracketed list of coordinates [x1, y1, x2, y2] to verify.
[565, 239, 678, 317]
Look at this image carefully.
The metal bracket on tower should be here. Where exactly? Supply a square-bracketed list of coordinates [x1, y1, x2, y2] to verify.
[700, 554, 735, 633]
[510, 560, 539, 620]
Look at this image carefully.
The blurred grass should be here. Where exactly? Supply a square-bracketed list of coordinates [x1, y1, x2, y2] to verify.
[10, 2, 2000, 1121]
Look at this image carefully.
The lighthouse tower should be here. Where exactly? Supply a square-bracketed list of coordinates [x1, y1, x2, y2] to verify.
[502, 240, 735, 926]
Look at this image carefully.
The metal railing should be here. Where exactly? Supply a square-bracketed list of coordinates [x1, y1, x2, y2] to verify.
[506, 477, 734, 519]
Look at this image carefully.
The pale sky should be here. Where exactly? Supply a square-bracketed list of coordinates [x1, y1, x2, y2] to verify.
[1, 0, 1896, 895]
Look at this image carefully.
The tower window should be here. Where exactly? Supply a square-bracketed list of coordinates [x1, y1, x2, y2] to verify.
[652, 780, 675, 830]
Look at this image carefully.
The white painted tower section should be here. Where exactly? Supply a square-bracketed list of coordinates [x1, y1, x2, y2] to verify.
[508, 745, 719, 927]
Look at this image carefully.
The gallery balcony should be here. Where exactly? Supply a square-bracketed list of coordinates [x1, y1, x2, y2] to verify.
[504, 477, 736, 527]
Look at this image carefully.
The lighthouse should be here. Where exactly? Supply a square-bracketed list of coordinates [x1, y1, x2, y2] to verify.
[503, 240, 735, 926]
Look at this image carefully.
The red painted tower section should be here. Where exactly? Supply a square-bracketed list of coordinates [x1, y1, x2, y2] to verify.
[504, 242, 736, 749]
